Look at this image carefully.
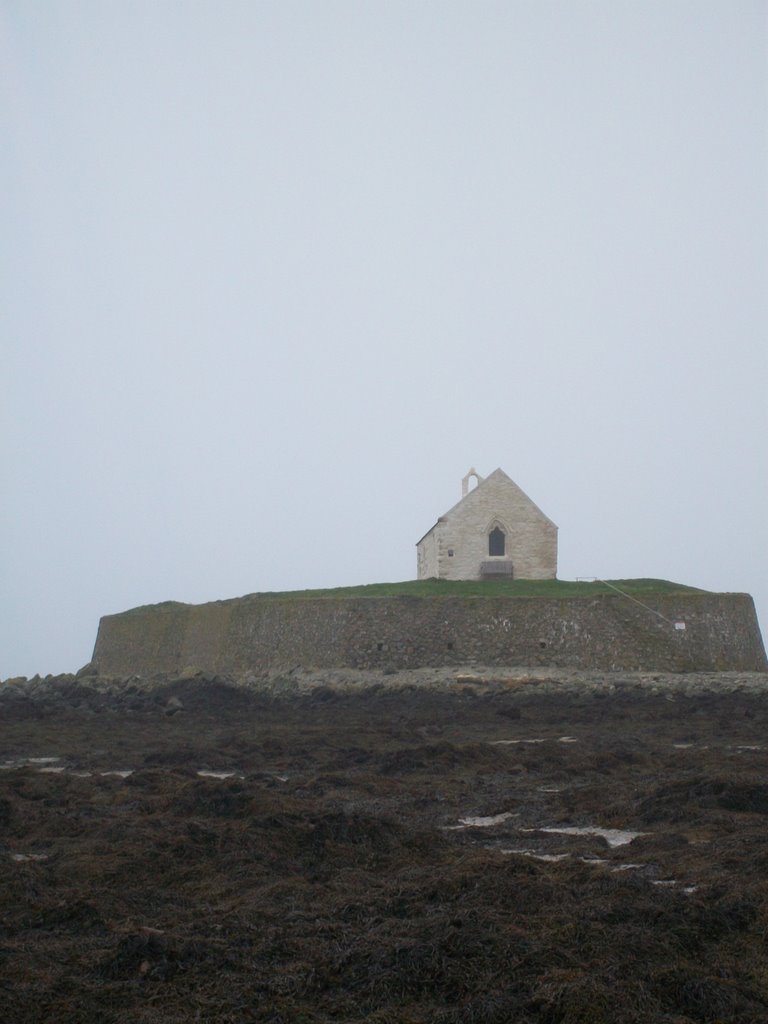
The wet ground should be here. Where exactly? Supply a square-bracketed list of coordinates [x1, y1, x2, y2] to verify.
[2, 672, 768, 1022]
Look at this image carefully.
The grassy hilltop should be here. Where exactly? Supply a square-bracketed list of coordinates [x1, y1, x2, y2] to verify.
[125, 579, 709, 615]
[245, 578, 707, 601]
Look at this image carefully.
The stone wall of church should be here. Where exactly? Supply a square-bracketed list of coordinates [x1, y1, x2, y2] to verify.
[92, 591, 767, 677]
[417, 475, 557, 581]
[416, 528, 439, 579]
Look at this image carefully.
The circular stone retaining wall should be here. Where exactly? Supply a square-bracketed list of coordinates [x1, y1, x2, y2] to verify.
[91, 592, 767, 677]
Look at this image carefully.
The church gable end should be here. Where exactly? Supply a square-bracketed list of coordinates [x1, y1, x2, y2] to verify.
[416, 468, 557, 581]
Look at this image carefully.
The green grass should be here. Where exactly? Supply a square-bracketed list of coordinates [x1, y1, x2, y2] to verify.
[243, 578, 708, 601]
[122, 578, 709, 614]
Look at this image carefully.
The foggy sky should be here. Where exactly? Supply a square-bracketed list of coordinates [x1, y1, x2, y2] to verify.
[2, 1, 766, 677]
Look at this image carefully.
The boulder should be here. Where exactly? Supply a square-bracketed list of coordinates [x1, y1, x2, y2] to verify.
[177, 666, 202, 681]
[164, 696, 184, 716]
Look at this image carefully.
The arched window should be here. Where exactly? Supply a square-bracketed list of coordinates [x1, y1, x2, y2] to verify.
[489, 527, 505, 557]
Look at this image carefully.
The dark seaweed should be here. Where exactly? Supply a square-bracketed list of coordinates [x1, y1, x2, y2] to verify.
[2, 677, 768, 1022]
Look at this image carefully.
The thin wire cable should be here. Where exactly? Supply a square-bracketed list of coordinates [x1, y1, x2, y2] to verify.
[576, 578, 682, 628]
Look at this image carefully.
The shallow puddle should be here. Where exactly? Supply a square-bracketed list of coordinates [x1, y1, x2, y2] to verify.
[502, 848, 569, 862]
[521, 825, 645, 847]
[0, 756, 62, 770]
[447, 811, 516, 830]
[652, 879, 697, 894]
[502, 851, 651, 871]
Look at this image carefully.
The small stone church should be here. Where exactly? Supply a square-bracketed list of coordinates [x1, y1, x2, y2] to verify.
[416, 468, 558, 581]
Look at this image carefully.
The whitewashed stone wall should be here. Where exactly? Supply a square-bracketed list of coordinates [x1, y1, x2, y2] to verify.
[416, 469, 557, 580]
[416, 526, 439, 579]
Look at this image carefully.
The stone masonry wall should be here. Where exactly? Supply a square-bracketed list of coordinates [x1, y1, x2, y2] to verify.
[417, 471, 557, 581]
[92, 592, 767, 677]
[416, 530, 439, 580]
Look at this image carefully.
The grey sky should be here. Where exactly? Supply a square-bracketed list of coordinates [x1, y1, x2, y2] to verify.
[2, 1, 766, 678]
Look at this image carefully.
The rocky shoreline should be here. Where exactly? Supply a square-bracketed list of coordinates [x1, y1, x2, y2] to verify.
[4, 660, 768, 1021]
[3, 664, 768, 706]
